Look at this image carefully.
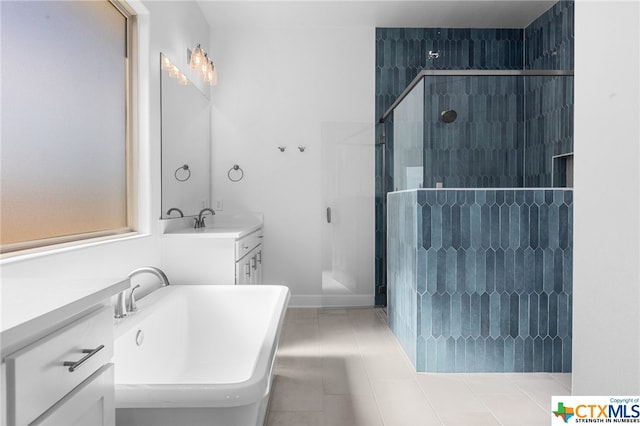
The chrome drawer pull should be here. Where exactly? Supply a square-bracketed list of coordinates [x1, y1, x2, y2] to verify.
[63, 345, 105, 372]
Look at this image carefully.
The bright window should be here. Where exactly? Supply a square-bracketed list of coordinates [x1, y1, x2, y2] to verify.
[1, 0, 135, 253]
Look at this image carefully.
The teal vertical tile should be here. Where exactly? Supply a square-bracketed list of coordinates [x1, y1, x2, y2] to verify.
[548, 292, 558, 337]
[514, 248, 525, 292]
[426, 337, 437, 371]
[543, 336, 553, 371]
[563, 336, 572, 372]
[470, 203, 481, 249]
[432, 293, 442, 337]
[442, 293, 451, 337]
[504, 336, 515, 371]
[421, 295, 432, 338]
[481, 204, 491, 248]
[539, 204, 549, 248]
[422, 205, 432, 249]
[480, 293, 490, 337]
[553, 337, 563, 372]
[559, 204, 569, 249]
[494, 338, 505, 372]
[558, 292, 570, 338]
[524, 337, 534, 371]
[486, 249, 496, 293]
[490, 204, 500, 249]
[530, 293, 539, 336]
[470, 293, 481, 338]
[539, 293, 549, 336]
[485, 338, 496, 372]
[437, 248, 447, 294]
[563, 248, 573, 293]
[500, 204, 510, 248]
[446, 337, 456, 371]
[437, 336, 447, 371]
[476, 250, 486, 293]
[442, 205, 452, 248]
[495, 248, 505, 293]
[543, 248, 554, 293]
[455, 337, 466, 372]
[524, 248, 535, 292]
[465, 337, 476, 372]
[533, 337, 544, 372]
[452, 204, 461, 248]
[456, 250, 466, 292]
[432, 204, 443, 249]
[451, 294, 462, 338]
[461, 293, 471, 336]
[519, 294, 529, 336]
[514, 337, 524, 372]
[460, 204, 471, 249]
[427, 248, 438, 293]
[505, 248, 515, 292]
[554, 249, 564, 293]
[486, 293, 499, 340]
[500, 293, 510, 336]
[509, 204, 520, 248]
[465, 249, 477, 293]
[417, 337, 426, 371]
[519, 206, 530, 247]
[417, 248, 427, 294]
[446, 248, 457, 294]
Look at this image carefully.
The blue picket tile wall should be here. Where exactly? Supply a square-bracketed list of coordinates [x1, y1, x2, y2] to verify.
[375, 3, 574, 303]
[388, 189, 573, 372]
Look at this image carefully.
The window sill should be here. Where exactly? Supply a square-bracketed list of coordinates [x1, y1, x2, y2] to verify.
[0, 232, 151, 265]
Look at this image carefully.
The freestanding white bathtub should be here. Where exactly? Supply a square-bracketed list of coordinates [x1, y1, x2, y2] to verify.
[113, 285, 290, 426]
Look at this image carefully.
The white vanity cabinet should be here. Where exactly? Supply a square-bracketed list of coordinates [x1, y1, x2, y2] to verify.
[162, 227, 263, 285]
[235, 231, 263, 285]
[1, 277, 129, 426]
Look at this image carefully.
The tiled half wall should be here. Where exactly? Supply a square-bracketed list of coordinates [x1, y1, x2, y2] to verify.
[388, 189, 572, 372]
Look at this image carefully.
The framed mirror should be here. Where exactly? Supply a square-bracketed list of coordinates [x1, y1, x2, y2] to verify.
[160, 53, 211, 219]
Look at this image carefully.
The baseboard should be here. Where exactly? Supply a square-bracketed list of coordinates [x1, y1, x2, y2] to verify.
[288, 294, 374, 308]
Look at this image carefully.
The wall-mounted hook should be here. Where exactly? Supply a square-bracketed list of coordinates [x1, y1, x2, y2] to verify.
[278, 146, 286, 152]
[298, 146, 306, 152]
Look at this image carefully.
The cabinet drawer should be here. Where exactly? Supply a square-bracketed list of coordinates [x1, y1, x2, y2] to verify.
[235, 228, 263, 261]
[6, 307, 113, 426]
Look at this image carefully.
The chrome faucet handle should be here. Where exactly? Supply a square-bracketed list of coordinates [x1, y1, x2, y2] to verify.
[126, 284, 141, 313]
[114, 290, 127, 319]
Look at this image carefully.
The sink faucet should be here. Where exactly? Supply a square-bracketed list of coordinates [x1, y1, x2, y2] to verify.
[166, 207, 184, 217]
[128, 266, 171, 287]
[195, 208, 215, 228]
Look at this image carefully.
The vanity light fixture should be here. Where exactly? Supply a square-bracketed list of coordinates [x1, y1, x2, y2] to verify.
[188, 44, 218, 86]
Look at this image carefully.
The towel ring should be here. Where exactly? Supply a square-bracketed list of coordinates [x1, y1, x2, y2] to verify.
[228, 164, 244, 182]
[174, 164, 191, 182]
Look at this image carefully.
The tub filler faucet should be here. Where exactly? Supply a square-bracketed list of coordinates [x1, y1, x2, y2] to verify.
[195, 208, 215, 228]
[118, 266, 171, 315]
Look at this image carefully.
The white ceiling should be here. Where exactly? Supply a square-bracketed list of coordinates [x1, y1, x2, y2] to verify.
[196, 0, 558, 29]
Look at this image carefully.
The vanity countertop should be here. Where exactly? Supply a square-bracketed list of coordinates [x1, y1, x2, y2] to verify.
[162, 212, 263, 239]
[1, 277, 129, 355]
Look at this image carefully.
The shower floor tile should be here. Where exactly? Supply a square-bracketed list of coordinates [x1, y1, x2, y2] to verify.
[267, 308, 572, 426]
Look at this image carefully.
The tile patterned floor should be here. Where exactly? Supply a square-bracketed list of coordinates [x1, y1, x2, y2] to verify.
[266, 308, 571, 426]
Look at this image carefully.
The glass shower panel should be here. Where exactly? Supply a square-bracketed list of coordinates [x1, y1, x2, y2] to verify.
[393, 78, 424, 191]
[423, 75, 524, 188]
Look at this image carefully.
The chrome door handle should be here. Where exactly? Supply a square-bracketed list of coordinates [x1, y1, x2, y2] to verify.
[251, 255, 257, 270]
[63, 345, 105, 372]
[326, 207, 332, 223]
[257, 251, 262, 264]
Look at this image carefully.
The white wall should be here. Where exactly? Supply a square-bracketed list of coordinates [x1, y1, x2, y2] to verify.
[573, 0, 640, 394]
[209, 26, 375, 304]
[0, 1, 211, 297]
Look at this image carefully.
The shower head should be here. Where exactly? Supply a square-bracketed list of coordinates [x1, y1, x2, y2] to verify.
[440, 109, 458, 124]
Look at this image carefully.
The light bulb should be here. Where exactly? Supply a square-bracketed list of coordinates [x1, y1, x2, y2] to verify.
[190, 45, 205, 70]
[199, 54, 210, 76]
[206, 63, 218, 86]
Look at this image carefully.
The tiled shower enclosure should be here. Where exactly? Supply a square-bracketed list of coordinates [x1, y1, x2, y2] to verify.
[388, 189, 572, 372]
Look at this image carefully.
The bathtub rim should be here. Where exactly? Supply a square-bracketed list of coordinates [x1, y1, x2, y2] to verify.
[114, 284, 290, 408]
